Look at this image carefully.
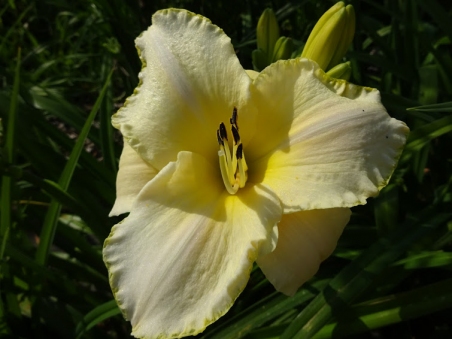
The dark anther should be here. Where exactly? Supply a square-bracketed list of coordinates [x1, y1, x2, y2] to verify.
[231, 125, 240, 145]
[236, 144, 243, 159]
[219, 122, 228, 141]
[230, 107, 238, 128]
[217, 130, 224, 145]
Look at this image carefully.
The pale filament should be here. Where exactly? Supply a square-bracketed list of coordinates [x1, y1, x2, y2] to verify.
[217, 107, 248, 194]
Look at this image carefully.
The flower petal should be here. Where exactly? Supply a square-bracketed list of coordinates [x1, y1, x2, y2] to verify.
[109, 141, 158, 216]
[257, 208, 350, 296]
[113, 9, 256, 170]
[248, 58, 409, 211]
[246, 69, 260, 80]
[103, 151, 281, 339]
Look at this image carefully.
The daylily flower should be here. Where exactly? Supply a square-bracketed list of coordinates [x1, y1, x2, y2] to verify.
[103, 9, 408, 339]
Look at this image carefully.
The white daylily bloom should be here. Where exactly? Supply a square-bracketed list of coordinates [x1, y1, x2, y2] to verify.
[103, 9, 408, 339]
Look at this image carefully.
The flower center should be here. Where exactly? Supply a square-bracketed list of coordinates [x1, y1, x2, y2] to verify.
[216, 107, 248, 194]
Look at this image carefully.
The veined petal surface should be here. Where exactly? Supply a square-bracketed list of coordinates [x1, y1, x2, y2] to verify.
[103, 151, 281, 339]
[113, 9, 256, 170]
[109, 141, 158, 216]
[248, 58, 409, 211]
[257, 208, 350, 296]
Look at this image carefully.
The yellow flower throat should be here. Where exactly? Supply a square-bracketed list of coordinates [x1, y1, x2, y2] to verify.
[217, 107, 248, 194]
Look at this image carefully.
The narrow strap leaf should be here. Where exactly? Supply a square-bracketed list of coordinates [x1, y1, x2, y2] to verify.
[281, 210, 451, 339]
[407, 101, 452, 112]
[35, 70, 114, 266]
[0, 47, 21, 262]
[74, 300, 121, 339]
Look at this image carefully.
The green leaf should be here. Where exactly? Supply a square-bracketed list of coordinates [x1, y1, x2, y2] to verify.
[74, 300, 121, 339]
[99, 56, 118, 172]
[407, 101, 452, 112]
[280, 210, 451, 339]
[0, 48, 20, 263]
[418, 65, 438, 105]
[402, 114, 452, 156]
[312, 278, 452, 338]
[417, 0, 452, 44]
[393, 251, 452, 269]
[35, 70, 113, 266]
[29, 88, 100, 146]
[374, 184, 399, 236]
[205, 280, 329, 339]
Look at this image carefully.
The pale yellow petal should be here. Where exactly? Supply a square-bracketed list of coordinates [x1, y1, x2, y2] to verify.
[246, 69, 260, 80]
[109, 140, 158, 216]
[113, 9, 256, 170]
[103, 151, 281, 339]
[248, 58, 408, 211]
[257, 208, 351, 296]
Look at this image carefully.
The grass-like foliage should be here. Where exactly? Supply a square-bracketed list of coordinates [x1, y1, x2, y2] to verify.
[1, 0, 451, 338]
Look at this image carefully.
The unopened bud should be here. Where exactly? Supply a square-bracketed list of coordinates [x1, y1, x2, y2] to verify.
[326, 61, 352, 80]
[301, 2, 355, 71]
[272, 36, 294, 62]
[256, 8, 280, 64]
[252, 49, 268, 71]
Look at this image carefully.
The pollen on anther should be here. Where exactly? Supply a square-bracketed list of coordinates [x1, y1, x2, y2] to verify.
[216, 130, 224, 145]
[219, 122, 228, 140]
[236, 144, 243, 159]
[230, 107, 238, 128]
[231, 125, 240, 145]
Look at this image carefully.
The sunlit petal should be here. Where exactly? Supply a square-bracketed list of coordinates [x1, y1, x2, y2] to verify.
[249, 58, 408, 211]
[103, 151, 281, 339]
[112, 9, 256, 170]
[246, 69, 260, 80]
[257, 208, 350, 296]
[109, 141, 158, 216]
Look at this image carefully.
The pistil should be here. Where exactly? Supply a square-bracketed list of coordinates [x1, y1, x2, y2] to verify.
[217, 108, 248, 194]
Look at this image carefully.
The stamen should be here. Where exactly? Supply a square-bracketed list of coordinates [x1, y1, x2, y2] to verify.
[218, 149, 239, 194]
[236, 144, 247, 187]
[230, 106, 238, 129]
[216, 129, 223, 146]
[219, 122, 233, 182]
[219, 122, 228, 141]
[231, 124, 240, 173]
[231, 125, 240, 144]
[236, 143, 243, 159]
[217, 108, 248, 194]
[241, 151, 248, 172]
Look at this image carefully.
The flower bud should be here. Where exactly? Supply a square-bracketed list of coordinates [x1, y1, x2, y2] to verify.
[326, 61, 352, 81]
[252, 49, 268, 72]
[256, 8, 280, 63]
[272, 36, 294, 62]
[301, 2, 355, 71]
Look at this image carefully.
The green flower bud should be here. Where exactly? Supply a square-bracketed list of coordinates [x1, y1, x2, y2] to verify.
[256, 8, 280, 63]
[326, 61, 352, 80]
[301, 2, 355, 71]
[252, 48, 268, 72]
[272, 36, 294, 62]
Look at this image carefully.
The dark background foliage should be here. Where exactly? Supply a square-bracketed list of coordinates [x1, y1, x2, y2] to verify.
[1, 0, 451, 338]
